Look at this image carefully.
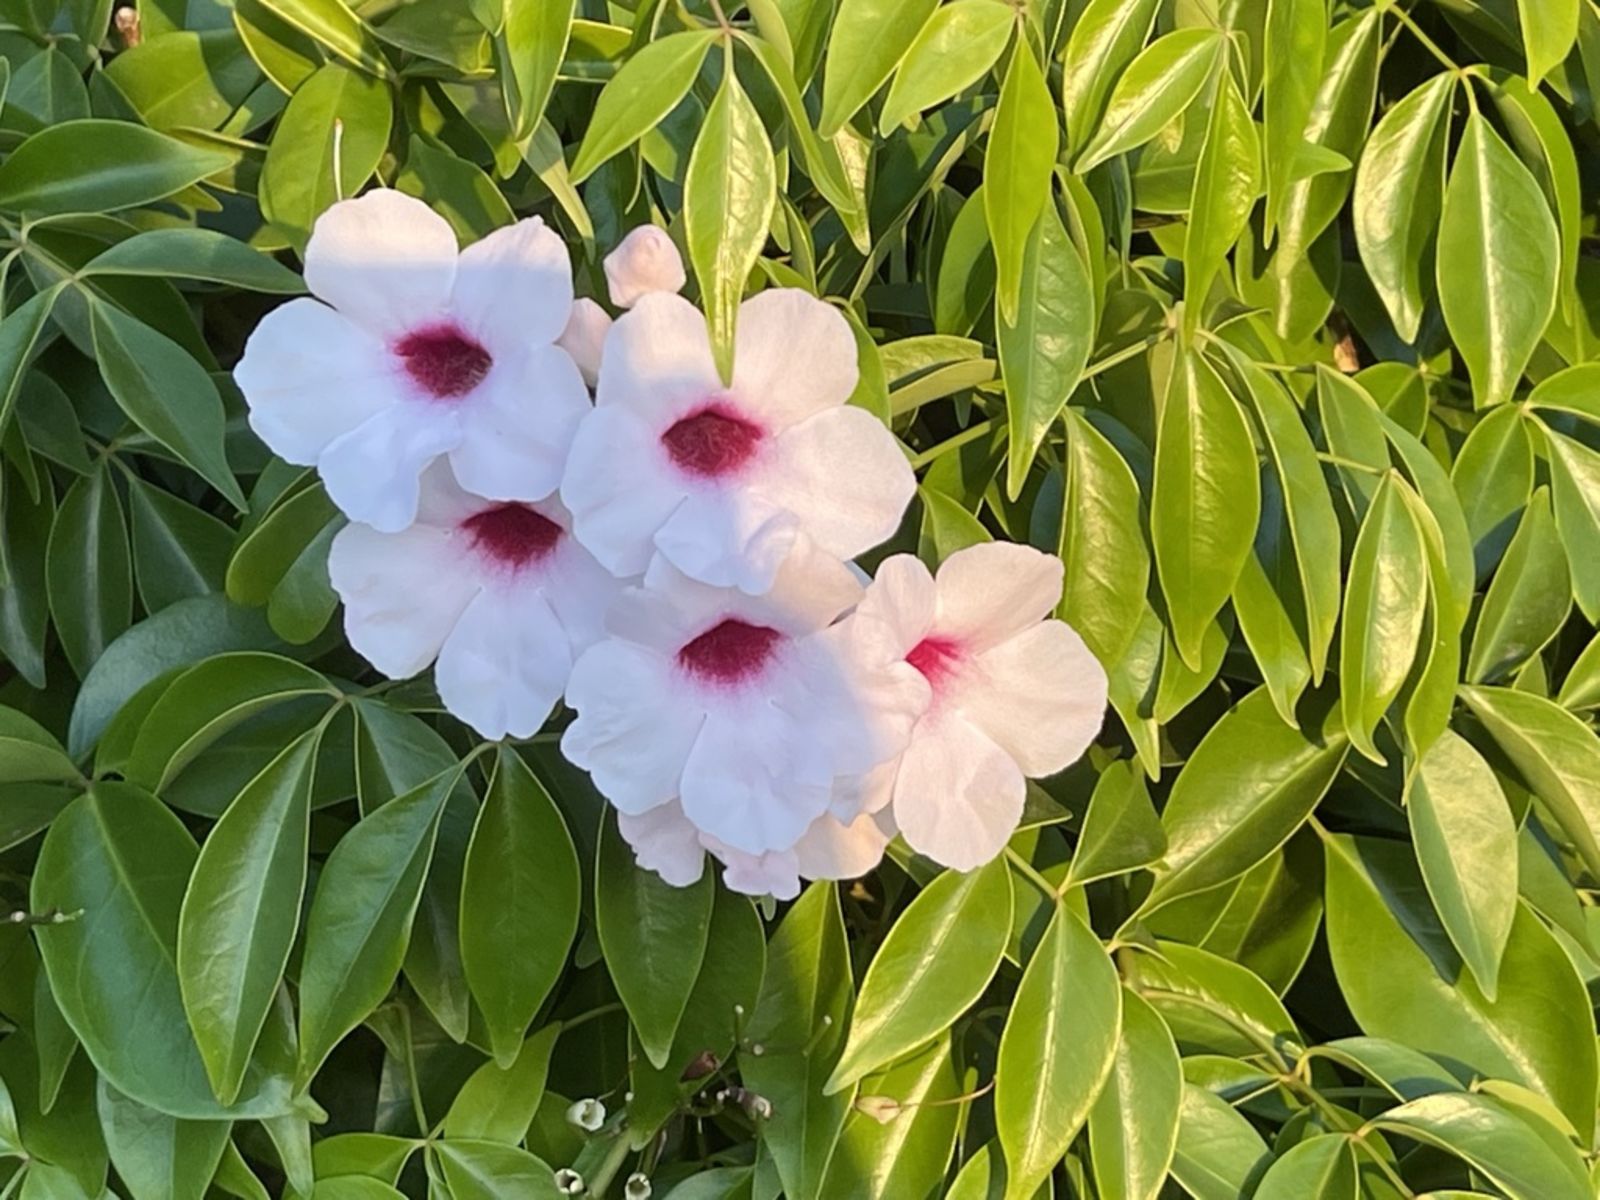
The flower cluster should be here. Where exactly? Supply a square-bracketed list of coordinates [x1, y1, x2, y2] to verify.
[237, 190, 1109, 896]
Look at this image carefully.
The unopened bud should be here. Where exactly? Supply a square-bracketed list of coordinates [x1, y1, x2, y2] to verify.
[566, 1097, 606, 1132]
[681, 1049, 720, 1081]
[555, 1168, 585, 1194]
[557, 297, 611, 388]
[854, 1095, 902, 1125]
[603, 225, 686, 308]
[624, 1172, 652, 1200]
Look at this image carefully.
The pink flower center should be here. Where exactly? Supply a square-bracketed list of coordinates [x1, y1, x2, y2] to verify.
[661, 404, 764, 478]
[907, 636, 964, 692]
[678, 619, 783, 686]
[396, 324, 492, 399]
[461, 503, 562, 570]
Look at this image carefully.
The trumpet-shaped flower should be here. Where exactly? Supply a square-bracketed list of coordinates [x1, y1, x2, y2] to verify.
[562, 551, 927, 856]
[236, 189, 589, 532]
[604, 224, 687, 308]
[561, 289, 915, 593]
[328, 463, 620, 740]
[847, 543, 1108, 871]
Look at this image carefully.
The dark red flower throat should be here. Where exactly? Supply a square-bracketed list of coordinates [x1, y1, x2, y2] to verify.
[662, 405, 763, 477]
[678, 619, 783, 685]
[397, 324, 492, 399]
[462, 504, 562, 569]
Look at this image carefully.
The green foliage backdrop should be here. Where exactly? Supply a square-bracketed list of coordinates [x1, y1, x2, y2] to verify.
[0, 0, 1595, 1196]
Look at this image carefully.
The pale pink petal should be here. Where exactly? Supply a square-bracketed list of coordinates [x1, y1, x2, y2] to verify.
[740, 541, 865, 635]
[831, 756, 899, 821]
[328, 522, 478, 678]
[892, 714, 1025, 872]
[959, 620, 1108, 778]
[653, 490, 800, 594]
[236, 298, 395, 465]
[319, 404, 462, 532]
[679, 705, 833, 855]
[712, 841, 801, 900]
[850, 554, 938, 658]
[933, 542, 1064, 651]
[793, 810, 892, 881]
[562, 406, 686, 578]
[731, 289, 859, 429]
[452, 216, 575, 351]
[412, 459, 487, 527]
[786, 625, 928, 779]
[759, 406, 916, 561]
[450, 344, 589, 503]
[562, 642, 704, 815]
[434, 587, 571, 740]
[538, 535, 626, 658]
[604, 225, 687, 309]
[558, 298, 611, 388]
[618, 802, 706, 888]
[303, 189, 457, 338]
[593, 292, 722, 422]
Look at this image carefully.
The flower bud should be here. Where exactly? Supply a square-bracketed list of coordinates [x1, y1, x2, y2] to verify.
[557, 297, 611, 388]
[624, 1172, 653, 1200]
[555, 1167, 585, 1194]
[566, 1097, 606, 1132]
[603, 225, 686, 308]
[854, 1094, 901, 1125]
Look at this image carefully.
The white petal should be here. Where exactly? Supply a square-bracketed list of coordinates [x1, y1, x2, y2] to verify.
[679, 705, 833, 855]
[852, 554, 937, 658]
[787, 626, 928, 778]
[434, 587, 570, 740]
[731, 289, 859, 430]
[742, 540, 866, 635]
[539, 535, 627, 659]
[236, 298, 395, 465]
[604, 225, 687, 308]
[303, 189, 458, 337]
[450, 344, 589, 503]
[412, 458, 488, 527]
[793, 810, 891, 881]
[959, 620, 1108, 777]
[594, 292, 722, 424]
[653, 489, 799, 593]
[558, 298, 611, 388]
[933, 542, 1065, 651]
[562, 406, 686, 577]
[318, 403, 461, 532]
[452, 216, 575, 351]
[830, 755, 899, 821]
[892, 714, 1025, 872]
[618, 802, 706, 888]
[712, 842, 801, 901]
[760, 407, 916, 561]
[328, 521, 478, 678]
[562, 642, 704, 815]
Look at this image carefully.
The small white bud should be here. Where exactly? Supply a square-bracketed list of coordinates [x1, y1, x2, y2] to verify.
[748, 1094, 773, 1120]
[854, 1094, 901, 1125]
[566, 1097, 606, 1132]
[556, 297, 611, 388]
[603, 225, 686, 308]
[624, 1172, 653, 1200]
[555, 1167, 586, 1194]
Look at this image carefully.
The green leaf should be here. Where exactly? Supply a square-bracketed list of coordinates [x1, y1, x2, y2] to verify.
[257, 0, 389, 77]
[1168, 1084, 1269, 1200]
[1406, 730, 1517, 1001]
[0, 707, 79, 786]
[827, 857, 1011, 1093]
[569, 32, 719, 182]
[1253, 1135, 1357, 1200]
[296, 768, 454, 1083]
[985, 46, 1056, 324]
[1437, 113, 1559, 408]
[595, 811, 714, 1070]
[683, 62, 776, 383]
[819, 0, 940, 135]
[1150, 350, 1259, 669]
[498, 0, 573, 140]
[1183, 72, 1259, 333]
[1519, 0, 1579, 86]
[46, 466, 131, 680]
[432, 1140, 562, 1199]
[1542, 427, 1600, 622]
[443, 1024, 559, 1144]
[1086, 989, 1181, 1200]
[103, 30, 260, 132]
[878, 0, 1012, 134]
[1075, 29, 1222, 175]
[89, 298, 243, 510]
[460, 749, 580, 1066]
[1262, 0, 1327, 238]
[1060, 0, 1159, 156]
[1324, 834, 1598, 1141]
[1352, 73, 1452, 343]
[0, 288, 64, 443]
[997, 201, 1092, 499]
[0, 120, 231, 215]
[96, 1080, 230, 1200]
[1068, 759, 1165, 886]
[1338, 474, 1428, 762]
[1466, 487, 1569, 682]
[1371, 1092, 1588, 1200]
[82, 229, 304, 294]
[817, 1037, 960, 1199]
[1451, 404, 1534, 578]
[178, 728, 319, 1105]
[994, 906, 1121, 1200]
[126, 478, 233, 615]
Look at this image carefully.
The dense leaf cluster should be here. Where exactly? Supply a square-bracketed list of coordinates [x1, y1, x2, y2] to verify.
[0, 0, 1595, 1196]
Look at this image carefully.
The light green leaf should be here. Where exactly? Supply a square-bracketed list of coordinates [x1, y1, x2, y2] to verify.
[1518, 0, 1579, 86]
[1060, 0, 1159, 156]
[1372, 1092, 1588, 1200]
[878, 0, 1011, 133]
[1183, 72, 1259, 332]
[569, 32, 719, 182]
[1086, 989, 1181, 1200]
[1075, 29, 1222, 174]
[819, 0, 940, 135]
[0, 121, 231, 215]
[985, 45, 1057, 323]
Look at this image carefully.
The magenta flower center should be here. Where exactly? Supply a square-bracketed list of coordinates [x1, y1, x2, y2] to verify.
[678, 619, 783, 685]
[661, 405, 764, 477]
[461, 503, 562, 569]
[396, 324, 492, 399]
[907, 636, 963, 691]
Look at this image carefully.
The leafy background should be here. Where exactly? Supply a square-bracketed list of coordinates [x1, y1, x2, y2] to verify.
[0, 0, 1595, 1196]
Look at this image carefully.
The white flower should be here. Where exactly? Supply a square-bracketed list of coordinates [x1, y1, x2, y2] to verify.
[560, 289, 915, 593]
[558, 297, 611, 388]
[847, 543, 1108, 871]
[604, 224, 686, 308]
[566, 1099, 606, 1132]
[236, 189, 589, 532]
[617, 800, 895, 900]
[327, 462, 620, 741]
[562, 550, 926, 856]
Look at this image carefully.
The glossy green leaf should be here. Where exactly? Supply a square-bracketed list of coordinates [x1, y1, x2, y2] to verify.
[96, 1080, 229, 1200]
[1168, 1083, 1269, 1199]
[878, 0, 1012, 133]
[818, 1037, 960, 1199]
[569, 32, 718, 182]
[45, 466, 131, 680]
[1060, 0, 1159, 156]
[1372, 1092, 1588, 1200]
[1519, 0, 1579, 85]
[986, 46, 1056, 324]
[0, 121, 231, 215]
[1086, 989, 1180, 1200]
[1075, 29, 1222, 174]
[1183, 72, 1259, 332]
[1466, 487, 1569, 682]
[819, 0, 940, 135]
